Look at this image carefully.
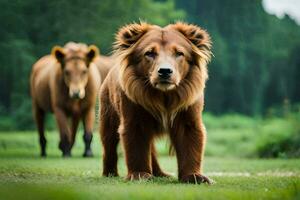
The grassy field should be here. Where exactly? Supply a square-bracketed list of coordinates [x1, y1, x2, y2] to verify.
[0, 129, 300, 200]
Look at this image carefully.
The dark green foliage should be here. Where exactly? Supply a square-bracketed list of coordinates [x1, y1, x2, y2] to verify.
[257, 110, 300, 158]
[0, 0, 184, 130]
[0, 0, 300, 130]
[258, 133, 300, 158]
[175, 0, 300, 115]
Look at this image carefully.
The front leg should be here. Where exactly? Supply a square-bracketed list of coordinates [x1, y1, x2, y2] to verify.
[170, 105, 212, 184]
[82, 108, 95, 157]
[119, 102, 160, 180]
[54, 107, 72, 157]
[70, 115, 80, 148]
[121, 121, 154, 181]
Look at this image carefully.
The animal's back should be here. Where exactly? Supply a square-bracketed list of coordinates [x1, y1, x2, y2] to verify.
[30, 55, 56, 112]
[94, 55, 115, 83]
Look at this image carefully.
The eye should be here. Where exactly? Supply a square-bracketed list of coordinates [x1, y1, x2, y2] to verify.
[175, 51, 184, 57]
[144, 50, 157, 59]
[82, 69, 88, 75]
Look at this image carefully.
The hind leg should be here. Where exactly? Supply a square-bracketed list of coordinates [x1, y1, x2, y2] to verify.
[33, 106, 46, 157]
[100, 92, 120, 176]
[151, 143, 170, 177]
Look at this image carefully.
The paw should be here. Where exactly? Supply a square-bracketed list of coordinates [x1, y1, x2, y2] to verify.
[180, 174, 214, 185]
[83, 149, 93, 157]
[126, 172, 152, 181]
[102, 172, 119, 177]
[62, 151, 71, 158]
[103, 171, 119, 177]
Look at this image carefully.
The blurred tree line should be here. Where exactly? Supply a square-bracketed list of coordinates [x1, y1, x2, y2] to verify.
[175, 0, 300, 115]
[0, 0, 184, 130]
[0, 0, 299, 130]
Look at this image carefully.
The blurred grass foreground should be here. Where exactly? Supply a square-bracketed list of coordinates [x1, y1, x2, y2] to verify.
[1, 111, 300, 199]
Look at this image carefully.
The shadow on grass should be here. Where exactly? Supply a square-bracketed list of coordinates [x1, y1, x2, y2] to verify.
[0, 153, 60, 159]
[0, 152, 101, 159]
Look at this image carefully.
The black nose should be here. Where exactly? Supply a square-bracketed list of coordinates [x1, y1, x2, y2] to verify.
[158, 68, 173, 79]
[72, 91, 80, 99]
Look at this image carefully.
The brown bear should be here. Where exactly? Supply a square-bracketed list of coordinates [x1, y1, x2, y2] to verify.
[99, 22, 213, 184]
[30, 42, 101, 157]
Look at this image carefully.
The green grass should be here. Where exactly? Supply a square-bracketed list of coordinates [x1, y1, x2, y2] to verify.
[0, 130, 300, 200]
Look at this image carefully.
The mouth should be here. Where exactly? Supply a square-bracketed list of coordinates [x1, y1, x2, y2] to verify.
[159, 80, 172, 84]
[154, 80, 176, 91]
[69, 90, 85, 99]
[70, 95, 81, 100]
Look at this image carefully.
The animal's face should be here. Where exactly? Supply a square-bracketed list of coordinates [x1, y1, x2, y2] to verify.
[52, 44, 98, 99]
[132, 29, 194, 91]
[62, 59, 89, 99]
[115, 22, 211, 92]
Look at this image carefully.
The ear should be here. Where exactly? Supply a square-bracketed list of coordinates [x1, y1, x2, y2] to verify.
[86, 45, 99, 64]
[170, 22, 212, 63]
[51, 46, 65, 64]
[114, 22, 152, 51]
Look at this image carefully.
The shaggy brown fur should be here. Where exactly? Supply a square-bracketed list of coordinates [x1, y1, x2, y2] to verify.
[30, 42, 101, 157]
[99, 22, 213, 184]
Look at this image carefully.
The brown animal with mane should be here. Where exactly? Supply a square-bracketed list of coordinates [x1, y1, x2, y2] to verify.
[30, 42, 101, 157]
[99, 22, 213, 184]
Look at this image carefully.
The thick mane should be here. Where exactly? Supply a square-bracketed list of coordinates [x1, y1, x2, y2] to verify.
[114, 22, 153, 51]
[115, 22, 211, 128]
[117, 54, 205, 128]
[168, 22, 212, 67]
